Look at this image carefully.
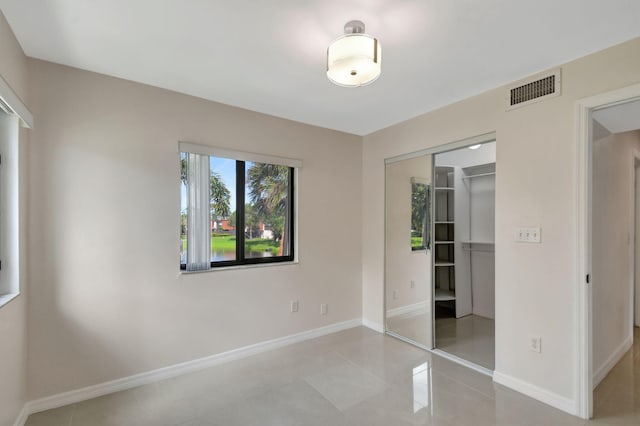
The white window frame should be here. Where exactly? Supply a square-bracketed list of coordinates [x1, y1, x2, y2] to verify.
[179, 142, 301, 272]
[0, 74, 31, 308]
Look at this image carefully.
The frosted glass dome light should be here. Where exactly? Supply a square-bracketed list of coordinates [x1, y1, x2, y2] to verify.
[327, 20, 381, 87]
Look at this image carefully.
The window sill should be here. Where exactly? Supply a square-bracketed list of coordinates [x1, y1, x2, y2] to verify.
[180, 260, 299, 275]
[0, 292, 20, 309]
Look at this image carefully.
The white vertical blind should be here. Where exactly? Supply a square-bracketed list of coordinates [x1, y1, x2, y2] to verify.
[186, 152, 211, 271]
[0, 111, 20, 304]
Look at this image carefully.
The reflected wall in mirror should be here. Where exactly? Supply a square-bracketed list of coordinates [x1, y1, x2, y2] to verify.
[385, 154, 433, 348]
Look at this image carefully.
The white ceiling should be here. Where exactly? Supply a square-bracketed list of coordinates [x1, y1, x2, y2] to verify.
[593, 99, 640, 134]
[1, 0, 639, 136]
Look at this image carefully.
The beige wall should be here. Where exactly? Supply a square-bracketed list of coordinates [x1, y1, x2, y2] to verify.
[0, 12, 28, 104]
[26, 59, 363, 399]
[592, 130, 640, 384]
[362, 37, 640, 411]
[0, 10, 30, 426]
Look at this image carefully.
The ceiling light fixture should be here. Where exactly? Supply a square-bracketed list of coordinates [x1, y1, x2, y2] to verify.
[468, 144, 482, 150]
[327, 20, 381, 87]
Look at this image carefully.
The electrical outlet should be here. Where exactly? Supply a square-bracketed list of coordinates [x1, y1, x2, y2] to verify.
[320, 303, 328, 315]
[410, 280, 415, 289]
[529, 336, 542, 353]
[393, 289, 399, 300]
[290, 300, 299, 313]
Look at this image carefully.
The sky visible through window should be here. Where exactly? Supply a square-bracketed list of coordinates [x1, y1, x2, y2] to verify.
[180, 156, 240, 212]
[212, 157, 238, 207]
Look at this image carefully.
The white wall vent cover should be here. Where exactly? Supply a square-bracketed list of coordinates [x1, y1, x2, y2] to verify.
[507, 69, 561, 110]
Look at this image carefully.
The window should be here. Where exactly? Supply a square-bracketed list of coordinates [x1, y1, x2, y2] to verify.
[411, 177, 431, 251]
[0, 109, 20, 306]
[179, 143, 298, 270]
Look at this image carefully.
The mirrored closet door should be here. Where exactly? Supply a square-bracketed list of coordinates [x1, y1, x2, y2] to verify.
[384, 154, 434, 349]
[384, 137, 496, 373]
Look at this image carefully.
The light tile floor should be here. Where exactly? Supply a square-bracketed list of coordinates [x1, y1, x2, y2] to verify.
[388, 311, 495, 370]
[25, 326, 640, 425]
[435, 315, 495, 370]
[387, 312, 431, 347]
[591, 326, 640, 424]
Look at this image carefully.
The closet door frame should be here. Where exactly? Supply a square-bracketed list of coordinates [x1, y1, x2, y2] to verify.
[383, 132, 495, 352]
[427, 133, 496, 352]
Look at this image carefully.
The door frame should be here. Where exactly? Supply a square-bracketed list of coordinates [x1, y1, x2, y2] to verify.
[576, 83, 640, 419]
[633, 153, 640, 328]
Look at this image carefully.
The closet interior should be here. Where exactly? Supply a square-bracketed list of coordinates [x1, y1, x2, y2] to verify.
[433, 141, 495, 370]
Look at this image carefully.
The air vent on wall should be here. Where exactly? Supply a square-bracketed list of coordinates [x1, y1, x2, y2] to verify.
[507, 68, 561, 110]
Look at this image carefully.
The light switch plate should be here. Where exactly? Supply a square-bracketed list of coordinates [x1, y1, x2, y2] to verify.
[515, 227, 541, 243]
[529, 227, 541, 243]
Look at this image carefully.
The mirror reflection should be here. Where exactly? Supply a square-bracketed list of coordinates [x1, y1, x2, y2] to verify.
[385, 154, 432, 347]
[385, 140, 496, 371]
[411, 177, 431, 251]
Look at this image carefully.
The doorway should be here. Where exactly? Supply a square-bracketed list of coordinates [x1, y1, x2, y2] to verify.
[590, 105, 640, 385]
[432, 141, 496, 372]
[577, 83, 640, 419]
[635, 157, 640, 328]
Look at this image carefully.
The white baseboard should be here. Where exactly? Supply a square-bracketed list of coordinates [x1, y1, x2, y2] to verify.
[12, 405, 29, 426]
[493, 371, 577, 416]
[16, 318, 362, 424]
[362, 318, 384, 333]
[471, 308, 495, 320]
[386, 301, 429, 318]
[592, 334, 633, 389]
